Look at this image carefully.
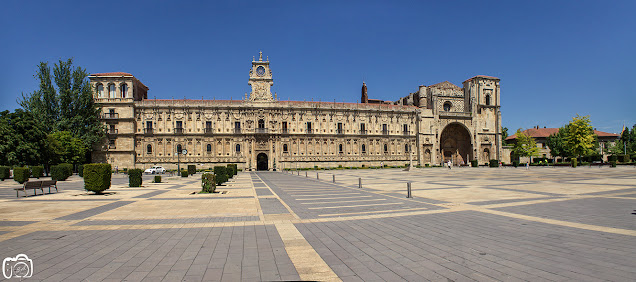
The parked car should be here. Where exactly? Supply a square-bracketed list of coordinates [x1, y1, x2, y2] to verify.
[144, 166, 166, 174]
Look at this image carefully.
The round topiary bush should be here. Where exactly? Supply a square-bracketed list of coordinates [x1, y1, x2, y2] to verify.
[213, 166, 228, 185]
[154, 175, 161, 183]
[188, 165, 196, 175]
[0, 166, 10, 181]
[128, 168, 143, 187]
[51, 163, 73, 181]
[489, 159, 499, 168]
[181, 170, 188, 177]
[571, 158, 578, 168]
[470, 160, 478, 167]
[83, 163, 112, 194]
[201, 173, 216, 193]
[30, 166, 44, 179]
[13, 167, 30, 184]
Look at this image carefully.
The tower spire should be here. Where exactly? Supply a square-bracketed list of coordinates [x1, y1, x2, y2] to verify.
[361, 81, 368, 103]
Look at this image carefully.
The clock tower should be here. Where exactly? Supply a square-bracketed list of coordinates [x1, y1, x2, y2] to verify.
[248, 51, 274, 102]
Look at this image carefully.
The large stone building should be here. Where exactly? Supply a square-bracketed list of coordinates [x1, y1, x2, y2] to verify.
[90, 53, 502, 170]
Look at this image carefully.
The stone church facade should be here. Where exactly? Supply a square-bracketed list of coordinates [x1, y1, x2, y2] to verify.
[90, 53, 502, 170]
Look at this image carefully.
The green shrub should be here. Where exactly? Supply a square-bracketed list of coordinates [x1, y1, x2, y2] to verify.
[30, 166, 44, 179]
[214, 166, 228, 185]
[608, 155, 618, 162]
[610, 161, 617, 167]
[0, 166, 10, 181]
[513, 160, 519, 168]
[128, 169, 143, 187]
[51, 163, 73, 181]
[154, 175, 161, 183]
[230, 164, 238, 175]
[425, 164, 430, 167]
[181, 170, 188, 177]
[201, 173, 216, 193]
[83, 163, 112, 194]
[188, 165, 196, 175]
[470, 160, 478, 167]
[618, 154, 631, 163]
[489, 160, 499, 168]
[78, 164, 84, 177]
[571, 158, 577, 168]
[13, 167, 30, 184]
[227, 164, 238, 178]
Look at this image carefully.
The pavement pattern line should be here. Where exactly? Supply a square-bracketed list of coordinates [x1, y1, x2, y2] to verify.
[275, 221, 341, 281]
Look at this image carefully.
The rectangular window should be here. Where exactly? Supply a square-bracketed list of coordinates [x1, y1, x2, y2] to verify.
[146, 121, 153, 129]
[337, 123, 343, 134]
[205, 121, 212, 128]
[176, 121, 183, 128]
[282, 121, 288, 133]
[307, 122, 312, 133]
[235, 121, 241, 129]
[360, 123, 365, 132]
[403, 124, 408, 134]
[382, 124, 388, 135]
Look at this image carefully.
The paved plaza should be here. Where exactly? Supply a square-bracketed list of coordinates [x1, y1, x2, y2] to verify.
[0, 167, 635, 281]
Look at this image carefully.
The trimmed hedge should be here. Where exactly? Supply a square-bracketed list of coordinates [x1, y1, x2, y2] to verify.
[51, 163, 73, 181]
[489, 160, 499, 168]
[571, 158, 577, 168]
[201, 173, 216, 193]
[0, 166, 10, 181]
[31, 166, 44, 179]
[214, 166, 228, 185]
[128, 169, 143, 187]
[227, 164, 237, 178]
[470, 160, 478, 167]
[618, 154, 631, 163]
[84, 163, 112, 194]
[188, 165, 196, 175]
[78, 164, 84, 177]
[181, 170, 188, 177]
[513, 160, 519, 168]
[13, 167, 30, 184]
[154, 175, 161, 183]
[610, 161, 617, 167]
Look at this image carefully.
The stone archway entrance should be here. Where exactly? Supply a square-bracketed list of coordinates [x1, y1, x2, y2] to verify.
[257, 153, 268, 171]
[440, 123, 472, 165]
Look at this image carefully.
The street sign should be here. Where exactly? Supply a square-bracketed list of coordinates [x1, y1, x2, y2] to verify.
[182, 149, 188, 155]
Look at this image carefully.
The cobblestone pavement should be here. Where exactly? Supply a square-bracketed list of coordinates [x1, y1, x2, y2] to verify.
[0, 166, 634, 281]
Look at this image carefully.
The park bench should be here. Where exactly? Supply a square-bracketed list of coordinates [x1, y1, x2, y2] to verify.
[14, 180, 58, 197]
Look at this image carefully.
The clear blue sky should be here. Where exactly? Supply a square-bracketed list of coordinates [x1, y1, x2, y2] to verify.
[1, 1, 634, 134]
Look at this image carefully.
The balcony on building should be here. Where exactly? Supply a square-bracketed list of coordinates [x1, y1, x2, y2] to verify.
[103, 113, 119, 119]
[403, 131, 409, 136]
[108, 144, 116, 149]
[204, 127, 214, 135]
[359, 129, 367, 135]
[174, 127, 184, 134]
[144, 128, 153, 135]
[337, 129, 344, 135]
[382, 129, 389, 135]
[234, 128, 242, 134]
[107, 128, 118, 135]
[281, 128, 289, 134]
[255, 128, 269, 134]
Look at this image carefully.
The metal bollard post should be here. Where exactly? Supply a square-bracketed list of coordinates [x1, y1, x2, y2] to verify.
[317, 172, 319, 180]
[407, 182, 412, 198]
[333, 174, 335, 183]
[358, 178, 362, 188]
[305, 171, 308, 177]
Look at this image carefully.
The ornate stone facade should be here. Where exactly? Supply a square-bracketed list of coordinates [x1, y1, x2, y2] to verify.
[90, 53, 502, 170]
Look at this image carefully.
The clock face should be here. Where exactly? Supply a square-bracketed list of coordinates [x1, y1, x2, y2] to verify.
[256, 66, 265, 76]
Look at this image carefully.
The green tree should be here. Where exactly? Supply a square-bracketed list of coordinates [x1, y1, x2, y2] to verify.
[0, 110, 47, 166]
[18, 58, 105, 163]
[565, 115, 596, 158]
[511, 129, 540, 161]
[47, 131, 87, 165]
[501, 127, 509, 145]
[546, 125, 570, 160]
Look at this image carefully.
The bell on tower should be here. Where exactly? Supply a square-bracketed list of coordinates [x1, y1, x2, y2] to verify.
[248, 52, 274, 102]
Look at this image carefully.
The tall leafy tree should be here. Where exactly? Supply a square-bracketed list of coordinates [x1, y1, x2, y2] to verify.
[511, 129, 540, 161]
[565, 115, 596, 158]
[0, 110, 47, 166]
[18, 58, 104, 164]
[546, 125, 570, 159]
[501, 127, 509, 145]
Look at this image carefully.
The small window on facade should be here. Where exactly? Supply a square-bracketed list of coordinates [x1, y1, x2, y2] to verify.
[176, 121, 183, 128]
[360, 123, 365, 132]
[109, 84, 116, 98]
[283, 144, 288, 152]
[384, 144, 388, 152]
[403, 124, 408, 133]
[234, 121, 241, 129]
[236, 144, 241, 152]
[146, 121, 152, 129]
[443, 102, 452, 111]
[337, 123, 343, 133]
[205, 121, 212, 128]
[120, 84, 128, 98]
[405, 144, 409, 152]
[177, 144, 182, 153]
[485, 95, 491, 106]
[147, 144, 152, 154]
[361, 144, 366, 153]
[282, 122, 288, 132]
[339, 144, 343, 153]
[307, 122, 312, 132]
[258, 119, 265, 129]
[97, 84, 104, 98]
[207, 144, 212, 152]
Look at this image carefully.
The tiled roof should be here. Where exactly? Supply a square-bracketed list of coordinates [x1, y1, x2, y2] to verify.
[463, 75, 500, 83]
[506, 128, 619, 140]
[429, 81, 461, 90]
[90, 72, 133, 76]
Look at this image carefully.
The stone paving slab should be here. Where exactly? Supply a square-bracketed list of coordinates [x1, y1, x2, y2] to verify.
[55, 201, 135, 220]
[74, 216, 261, 225]
[0, 220, 38, 226]
[133, 189, 170, 198]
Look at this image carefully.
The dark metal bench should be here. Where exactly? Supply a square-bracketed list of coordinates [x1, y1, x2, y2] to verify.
[15, 181, 44, 197]
[41, 180, 58, 194]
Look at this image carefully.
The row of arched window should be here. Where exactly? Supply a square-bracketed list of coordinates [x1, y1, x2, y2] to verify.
[96, 83, 128, 98]
[146, 144, 241, 154]
[281, 143, 410, 154]
[442, 94, 492, 112]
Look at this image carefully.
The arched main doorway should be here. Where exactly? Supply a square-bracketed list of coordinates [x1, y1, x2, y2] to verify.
[257, 153, 268, 171]
[440, 123, 472, 165]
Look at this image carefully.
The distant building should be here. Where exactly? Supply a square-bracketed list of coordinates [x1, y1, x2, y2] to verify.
[505, 126, 619, 161]
[89, 52, 503, 170]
